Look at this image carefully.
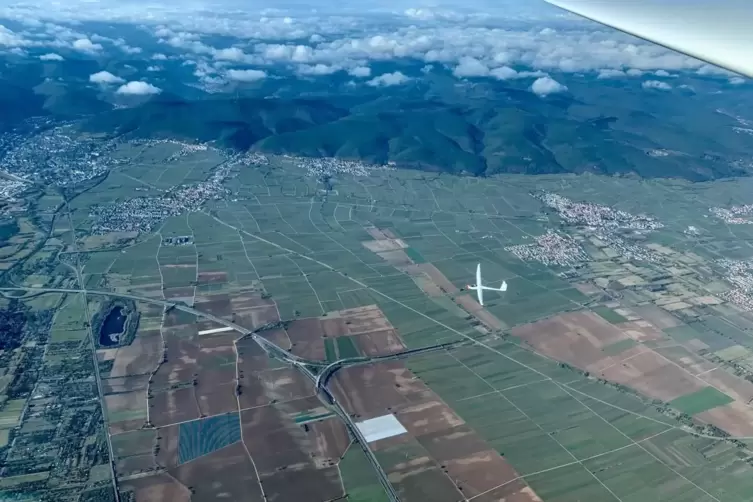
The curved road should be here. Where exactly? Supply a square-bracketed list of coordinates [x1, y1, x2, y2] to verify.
[0, 285, 400, 502]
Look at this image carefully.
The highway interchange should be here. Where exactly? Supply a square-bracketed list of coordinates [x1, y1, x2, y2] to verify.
[0, 284, 410, 501]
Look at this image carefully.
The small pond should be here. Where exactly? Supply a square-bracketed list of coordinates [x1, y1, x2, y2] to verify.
[99, 306, 126, 347]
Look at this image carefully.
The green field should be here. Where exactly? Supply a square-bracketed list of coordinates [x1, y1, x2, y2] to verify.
[324, 338, 337, 362]
[602, 338, 638, 356]
[406, 343, 753, 500]
[593, 306, 629, 325]
[340, 445, 390, 502]
[669, 387, 734, 416]
[336, 336, 361, 359]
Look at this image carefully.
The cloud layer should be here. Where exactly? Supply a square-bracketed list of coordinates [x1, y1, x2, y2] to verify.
[0, 0, 745, 98]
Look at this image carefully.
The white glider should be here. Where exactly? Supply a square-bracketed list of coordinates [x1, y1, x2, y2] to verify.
[467, 263, 507, 306]
[544, 0, 753, 79]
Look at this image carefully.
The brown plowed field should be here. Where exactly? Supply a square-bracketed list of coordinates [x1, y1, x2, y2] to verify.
[155, 424, 180, 468]
[151, 334, 201, 388]
[384, 453, 464, 502]
[418, 424, 520, 499]
[338, 305, 394, 334]
[120, 472, 190, 502]
[196, 381, 237, 416]
[699, 368, 753, 403]
[354, 329, 407, 357]
[116, 454, 155, 477]
[306, 418, 350, 465]
[286, 317, 326, 360]
[109, 418, 145, 434]
[285, 305, 406, 360]
[241, 405, 311, 473]
[396, 399, 465, 436]
[696, 401, 753, 437]
[150, 387, 200, 427]
[258, 367, 315, 402]
[600, 350, 704, 401]
[234, 306, 280, 330]
[473, 484, 543, 502]
[366, 227, 390, 240]
[109, 329, 162, 378]
[332, 361, 541, 502]
[512, 312, 640, 372]
[616, 321, 664, 342]
[193, 294, 232, 318]
[259, 465, 343, 501]
[102, 374, 150, 394]
[171, 442, 264, 502]
[419, 263, 459, 293]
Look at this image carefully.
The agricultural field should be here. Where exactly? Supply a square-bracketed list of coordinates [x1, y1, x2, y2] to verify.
[10, 143, 753, 501]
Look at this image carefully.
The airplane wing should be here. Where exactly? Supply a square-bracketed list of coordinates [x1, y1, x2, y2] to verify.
[477, 286, 484, 307]
[544, 0, 753, 78]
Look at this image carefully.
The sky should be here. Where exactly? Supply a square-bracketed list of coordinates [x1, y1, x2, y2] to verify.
[0, 0, 744, 96]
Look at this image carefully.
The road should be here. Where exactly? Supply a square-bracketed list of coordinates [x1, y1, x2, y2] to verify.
[0, 284, 400, 501]
[61, 198, 121, 501]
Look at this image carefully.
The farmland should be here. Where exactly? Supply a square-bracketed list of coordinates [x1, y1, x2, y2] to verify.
[8, 143, 753, 501]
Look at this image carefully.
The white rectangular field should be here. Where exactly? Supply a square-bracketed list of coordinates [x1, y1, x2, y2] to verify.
[197, 326, 234, 336]
[355, 414, 408, 443]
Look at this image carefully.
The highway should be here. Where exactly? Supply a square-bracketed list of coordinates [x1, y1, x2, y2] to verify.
[0, 284, 400, 501]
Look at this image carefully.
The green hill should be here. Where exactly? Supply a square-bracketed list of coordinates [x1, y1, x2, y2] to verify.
[83, 95, 349, 149]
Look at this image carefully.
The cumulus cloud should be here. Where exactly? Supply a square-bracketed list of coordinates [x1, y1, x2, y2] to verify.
[348, 66, 371, 78]
[366, 71, 410, 87]
[152, 53, 167, 60]
[296, 63, 340, 76]
[213, 47, 248, 62]
[642, 80, 672, 90]
[116, 81, 161, 95]
[226, 68, 267, 82]
[147, 65, 161, 72]
[0, 2, 742, 85]
[531, 76, 567, 96]
[490, 66, 546, 80]
[39, 53, 63, 61]
[258, 43, 314, 63]
[697, 64, 736, 76]
[89, 71, 125, 84]
[72, 37, 102, 53]
[597, 69, 626, 79]
[730, 77, 746, 85]
[453, 56, 489, 78]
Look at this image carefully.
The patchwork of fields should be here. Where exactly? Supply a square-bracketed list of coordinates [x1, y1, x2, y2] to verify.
[10, 144, 753, 501]
[81, 150, 753, 501]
